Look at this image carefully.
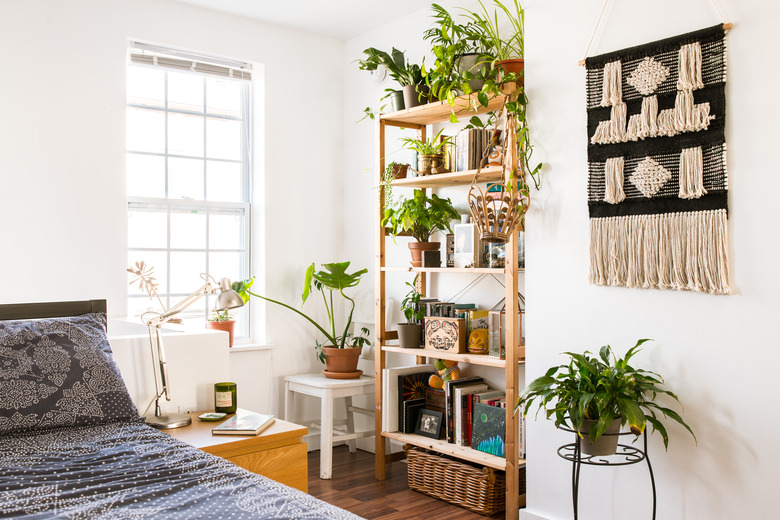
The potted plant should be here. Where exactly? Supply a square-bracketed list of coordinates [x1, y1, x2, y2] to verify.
[517, 339, 696, 456]
[462, 0, 525, 88]
[382, 189, 460, 267]
[400, 128, 451, 175]
[240, 262, 370, 378]
[206, 309, 237, 347]
[379, 161, 410, 209]
[357, 47, 426, 110]
[398, 275, 425, 349]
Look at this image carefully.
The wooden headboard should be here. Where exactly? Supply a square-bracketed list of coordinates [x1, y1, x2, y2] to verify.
[0, 300, 107, 321]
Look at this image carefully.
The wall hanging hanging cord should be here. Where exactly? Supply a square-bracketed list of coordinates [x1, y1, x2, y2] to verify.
[578, 0, 732, 66]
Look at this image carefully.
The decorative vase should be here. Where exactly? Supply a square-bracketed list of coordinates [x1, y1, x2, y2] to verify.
[322, 346, 363, 379]
[206, 319, 236, 347]
[579, 418, 621, 456]
[408, 241, 441, 267]
[397, 323, 423, 349]
[417, 154, 446, 175]
[388, 90, 405, 112]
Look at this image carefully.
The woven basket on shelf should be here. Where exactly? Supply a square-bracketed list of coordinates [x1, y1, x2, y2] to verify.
[404, 445, 524, 516]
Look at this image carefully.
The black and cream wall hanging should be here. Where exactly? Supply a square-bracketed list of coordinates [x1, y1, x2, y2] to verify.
[586, 24, 729, 295]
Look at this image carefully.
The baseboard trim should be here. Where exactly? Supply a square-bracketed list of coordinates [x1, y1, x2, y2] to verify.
[518, 511, 548, 520]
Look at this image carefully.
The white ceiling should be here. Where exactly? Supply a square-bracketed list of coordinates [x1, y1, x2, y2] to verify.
[167, 0, 428, 40]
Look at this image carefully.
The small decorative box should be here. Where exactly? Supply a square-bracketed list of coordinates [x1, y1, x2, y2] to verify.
[424, 317, 466, 353]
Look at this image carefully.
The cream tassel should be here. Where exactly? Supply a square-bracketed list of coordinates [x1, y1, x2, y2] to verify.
[679, 146, 707, 199]
[610, 102, 627, 143]
[640, 95, 659, 138]
[600, 61, 623, 107]
[603, 157, 626, 204]
[674, 90, 695, 132]
[589, 211, 731, 294]
[677, 42, 704, 91]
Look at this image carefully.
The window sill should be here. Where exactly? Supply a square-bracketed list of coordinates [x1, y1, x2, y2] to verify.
[229, 343, 274, 352]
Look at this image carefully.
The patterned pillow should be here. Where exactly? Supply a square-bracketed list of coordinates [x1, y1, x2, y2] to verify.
[0, 312, 141, 434]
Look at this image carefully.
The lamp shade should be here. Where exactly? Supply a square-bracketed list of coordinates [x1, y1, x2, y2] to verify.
[215, 278, 245, 311]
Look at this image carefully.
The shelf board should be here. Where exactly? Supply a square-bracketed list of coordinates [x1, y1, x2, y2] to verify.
[382, 266, 518, 274]
[382, 345, 525, 368]
[380, 94, 506, 126]
[392, 166, 503, 188]
[382, 431, 525, 470]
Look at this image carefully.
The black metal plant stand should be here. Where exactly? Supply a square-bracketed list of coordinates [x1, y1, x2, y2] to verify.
[556, 425, 656, 520]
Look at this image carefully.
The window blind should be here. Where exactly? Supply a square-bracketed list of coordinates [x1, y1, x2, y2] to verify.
[129, 41, 252, 80]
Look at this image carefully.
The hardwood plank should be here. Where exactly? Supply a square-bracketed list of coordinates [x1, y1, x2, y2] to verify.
[308, 446, 507, 520]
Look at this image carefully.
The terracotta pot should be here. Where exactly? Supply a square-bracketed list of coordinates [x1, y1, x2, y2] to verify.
[391, 163, 409, 179]
[417, 154, 445, 175]
[322, 346, 363, 379]
[408, 241, 441, 267]
[206, 319, 236, 347]
[578, 418, 621, 456]
[495, 58, 525, 93]
[397, 323, 423, 349]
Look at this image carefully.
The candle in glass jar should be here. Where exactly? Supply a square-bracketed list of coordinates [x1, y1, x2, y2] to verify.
[214, 382, 237, 414]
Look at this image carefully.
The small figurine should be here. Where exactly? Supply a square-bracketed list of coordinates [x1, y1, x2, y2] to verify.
[428, 358, 461, 389]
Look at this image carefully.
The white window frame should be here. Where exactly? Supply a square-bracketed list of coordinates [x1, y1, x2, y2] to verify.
[126, 43, 253, 338]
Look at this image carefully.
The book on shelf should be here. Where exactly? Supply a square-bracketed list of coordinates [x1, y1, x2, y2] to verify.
[453, 382, 488, 446]
[212, 410, 275, 436]
[401, 398, 426, 434]
[425, 386, 446, 414]
[471, 402, 506, 457]
[443, 376, 483, 443]
[382, 364, 433, 432]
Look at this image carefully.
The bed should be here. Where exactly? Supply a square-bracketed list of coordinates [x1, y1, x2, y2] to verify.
[0, 300, 362, 519]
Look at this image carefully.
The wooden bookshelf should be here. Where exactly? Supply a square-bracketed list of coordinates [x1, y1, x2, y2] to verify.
[381, 345, 525, 368]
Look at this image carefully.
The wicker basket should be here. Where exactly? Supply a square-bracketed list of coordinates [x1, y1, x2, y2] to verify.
[404, 445, 525, 516]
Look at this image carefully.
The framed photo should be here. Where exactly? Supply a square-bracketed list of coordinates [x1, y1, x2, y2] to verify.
[414, 408, 443, 439]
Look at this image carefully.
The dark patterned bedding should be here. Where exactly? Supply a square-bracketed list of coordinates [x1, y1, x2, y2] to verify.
[0, 308, 363, 520]
[0, 420, 361, 519]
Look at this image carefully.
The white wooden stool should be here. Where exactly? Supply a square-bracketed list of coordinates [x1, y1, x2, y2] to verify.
[284, 373, 375, 479]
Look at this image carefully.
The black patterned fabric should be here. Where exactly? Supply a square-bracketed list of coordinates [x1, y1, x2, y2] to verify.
[0, 421, 364, 519]
[0, 313, 141, 434]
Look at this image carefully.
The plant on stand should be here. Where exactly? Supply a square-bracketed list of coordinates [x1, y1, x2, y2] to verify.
[397, 275, 425, 349]
[382, 189, 459, 267]
[239, 262, 370, 379]
[517, 339, 696, 456]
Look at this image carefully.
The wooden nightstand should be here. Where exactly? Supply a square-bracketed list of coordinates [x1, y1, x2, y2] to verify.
[163, 411, 309, 492]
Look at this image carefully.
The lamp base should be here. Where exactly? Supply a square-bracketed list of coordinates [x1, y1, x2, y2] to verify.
[146, 412, 192, 429]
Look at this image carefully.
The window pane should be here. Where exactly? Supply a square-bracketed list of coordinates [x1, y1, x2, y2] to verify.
[209, 252, 241, 284]
[170, 209, 206, 249]
[207, 77, 241, 117]
[127, 66, 164, 108]
[127, 250, 168, 301]
[206, 160, 242, 202]
[128, 208, 167, 249]
[169, 252, 206, 294]
[169, 157, 204, 200]
[209, 211, 243, 250]
[168, 71, 204, 112]
[127, 108, 165, 153]
[206, 118, 241, 160]
[127, 153, 165, 198]
[168, 112, 204, 157]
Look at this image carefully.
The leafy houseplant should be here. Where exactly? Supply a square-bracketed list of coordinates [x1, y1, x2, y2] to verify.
[382, 189, 459, 267]
[357, 47, 427, 110]
[240, 262, 370, 377]
[380, 162, 410, 209]
[517, 339, 696, 455]
[399, 128, 451, 175]
[397, 275, 425, 349]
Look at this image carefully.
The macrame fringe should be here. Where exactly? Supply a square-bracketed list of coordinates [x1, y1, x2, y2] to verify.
[589, 209, 730, 294]
[591, 102, 627, 144]
[677, 42, 704, 91]
[603, 156, 626, 204]
[600, 60, 622, 107]
[626, 95, 659, 141]
[678, 146, 707, 199]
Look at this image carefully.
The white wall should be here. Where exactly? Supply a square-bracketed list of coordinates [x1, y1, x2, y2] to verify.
[344, 1, 780, 519]
[0, 0, 346, 419]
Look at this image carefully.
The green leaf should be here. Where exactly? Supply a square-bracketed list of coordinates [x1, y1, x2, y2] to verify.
[450, 113, 459, 124]
[478, 91, 489, 107]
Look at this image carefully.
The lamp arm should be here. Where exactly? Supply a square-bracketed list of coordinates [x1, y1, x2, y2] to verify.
[149, 281, 216, 327]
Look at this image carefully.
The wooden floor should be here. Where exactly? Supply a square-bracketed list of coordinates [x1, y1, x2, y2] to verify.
[308, 446, 504, 520]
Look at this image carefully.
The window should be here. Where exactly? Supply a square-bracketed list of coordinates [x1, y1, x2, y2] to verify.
[126, 42, 253, 334]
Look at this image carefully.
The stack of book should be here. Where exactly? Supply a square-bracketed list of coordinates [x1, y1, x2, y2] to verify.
[456, 129, 498, 171]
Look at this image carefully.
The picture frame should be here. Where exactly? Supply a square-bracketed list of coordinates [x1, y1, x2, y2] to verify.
[414, 408, 444, 439]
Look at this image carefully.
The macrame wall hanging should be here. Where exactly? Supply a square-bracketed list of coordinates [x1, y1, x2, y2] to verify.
[585, 23, 730, 295]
